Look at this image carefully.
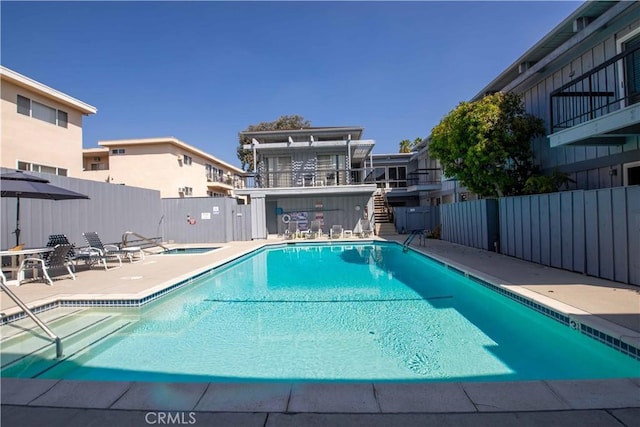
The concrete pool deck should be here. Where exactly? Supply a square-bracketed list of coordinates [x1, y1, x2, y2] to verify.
[1, 236, 639, 426]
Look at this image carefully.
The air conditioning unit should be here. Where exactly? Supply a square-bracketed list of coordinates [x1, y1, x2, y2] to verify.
[178, 187, 185, 193]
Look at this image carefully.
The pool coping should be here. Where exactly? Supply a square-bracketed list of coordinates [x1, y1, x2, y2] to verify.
[1, 239, 639, 417]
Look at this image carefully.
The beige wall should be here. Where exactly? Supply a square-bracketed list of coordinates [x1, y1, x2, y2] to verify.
[82, 141, 238, 198]
[1, 79, 86, 176]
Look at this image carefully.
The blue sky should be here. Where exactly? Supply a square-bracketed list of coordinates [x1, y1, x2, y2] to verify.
[1, 1, 580, 168]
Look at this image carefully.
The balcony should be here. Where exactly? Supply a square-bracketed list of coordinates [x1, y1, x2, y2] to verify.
[549, 44, 640, 147]
[236, 167, 377, 197]
[206, 173, 244, 190]
[243, 167, 374, 189]
[381, 168, 442, 197]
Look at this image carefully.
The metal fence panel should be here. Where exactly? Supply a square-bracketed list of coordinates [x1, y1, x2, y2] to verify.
[1, 168, 162, 248]
[597, 190, 615, 280]
[628, 187, 640, 285]
[560, 192, 574, 271]
[612, 188, 628, 283]
[550, 193, 562, 269]
[497, 186, 639, 285]
[440, 199, 499, 251]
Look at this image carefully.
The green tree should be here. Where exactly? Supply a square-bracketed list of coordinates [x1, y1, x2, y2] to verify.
[428, 92, 545, 197]
[399, 139, 412, 153]
[523, 168, 575, 194]
[398, 137, 424, 153]
[237, 115, 311, 171]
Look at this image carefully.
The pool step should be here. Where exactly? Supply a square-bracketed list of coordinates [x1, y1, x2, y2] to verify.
[1, 310, 135, 378]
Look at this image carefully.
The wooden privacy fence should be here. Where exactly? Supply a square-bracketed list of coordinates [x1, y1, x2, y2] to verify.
[499, 186, 640, 285]
[440, 199, 500, 251]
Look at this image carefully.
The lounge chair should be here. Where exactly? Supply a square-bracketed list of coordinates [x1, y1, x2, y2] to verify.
[45, 234, 77, 271]
[283, 220, 298, 240]
[77, 232, 123, 270]
[18, 244, 75, 286]
[360, 220, 373, 238]
[305, 220, 322, 239]
[330, 224, 343, 239]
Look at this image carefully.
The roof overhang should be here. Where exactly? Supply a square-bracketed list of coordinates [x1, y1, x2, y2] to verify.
[240, 127, 364, 143]
[0, 66, 97, 115]
[98, 137, 245, 174]
[472, 1, 631, 101]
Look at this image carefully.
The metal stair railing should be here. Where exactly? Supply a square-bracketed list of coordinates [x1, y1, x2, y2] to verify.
[121, 231, 170, 253]
[0, 281, 63, 358]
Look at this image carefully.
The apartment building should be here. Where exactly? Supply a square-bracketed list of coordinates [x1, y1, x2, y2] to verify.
[82, 137, 245, 199]
[408, 0, 639, 206]
[235, 127, 377, 238]
[475, 0, 640, 190]
[0, 66, 97, 177]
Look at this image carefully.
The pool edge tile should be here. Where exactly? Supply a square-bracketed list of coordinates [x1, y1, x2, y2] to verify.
[288, 383, 379, 413]
[194, 382, 291, 412]
[110, 381, 208, 411]
[374, 382, 476, 413]
[462, 381, 571, 412]
[28, 379, 132, 409]
[545, 378, 640, 409]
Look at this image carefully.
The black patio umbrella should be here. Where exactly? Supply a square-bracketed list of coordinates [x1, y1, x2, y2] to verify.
[1, 170, 90, 246]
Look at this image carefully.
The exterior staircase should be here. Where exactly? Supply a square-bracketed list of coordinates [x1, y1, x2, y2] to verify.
[374, 192, 396, 235]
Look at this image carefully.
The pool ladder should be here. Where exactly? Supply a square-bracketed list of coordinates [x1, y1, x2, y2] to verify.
[402, 230, 421, 252]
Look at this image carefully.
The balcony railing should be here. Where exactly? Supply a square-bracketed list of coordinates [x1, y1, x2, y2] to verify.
[243, 168, 375, 189]
[206, 173, 244, 189]
[407, 168, 442, 186]
[550, 44, 639, 132]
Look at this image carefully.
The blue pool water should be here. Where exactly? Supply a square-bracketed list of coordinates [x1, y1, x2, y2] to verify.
[7, 243, 640, 381]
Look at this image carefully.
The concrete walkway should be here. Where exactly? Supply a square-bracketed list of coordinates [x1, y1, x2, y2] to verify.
[1, 237, 639, 426]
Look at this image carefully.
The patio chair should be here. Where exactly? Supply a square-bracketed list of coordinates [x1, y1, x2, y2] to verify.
[283, 220, 298, 240]
[360, 220, 373, 238]
[330, 224, 343, 239]
[18, 244, 75, 286]
[45, 234, 77, 271]
[77, 232, 122, 270]
[305, 220, 322, 239]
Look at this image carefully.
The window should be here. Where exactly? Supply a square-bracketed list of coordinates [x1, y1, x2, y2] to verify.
[317, 154, 346, 185]
[32, 101, 57, 125]
[266, 156, 292, 187]
[57, 110, 68, 128]
[624, 35, 640, 105]
[17, 95, 30, 115]
[183, 155, 193, 165]
[16, 95, 68, 127]
[111, 149, 125, 155]
[17, 161, 67, 176]
[375, 166, 407, 188]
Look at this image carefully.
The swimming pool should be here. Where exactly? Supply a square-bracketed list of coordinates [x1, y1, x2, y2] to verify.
[3, 242, 639, 382]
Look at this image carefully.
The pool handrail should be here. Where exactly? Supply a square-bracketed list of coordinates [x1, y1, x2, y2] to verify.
[0, 280, 63, 358]
[122, 231, 170, 253]
[402, 230, 421, 252]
